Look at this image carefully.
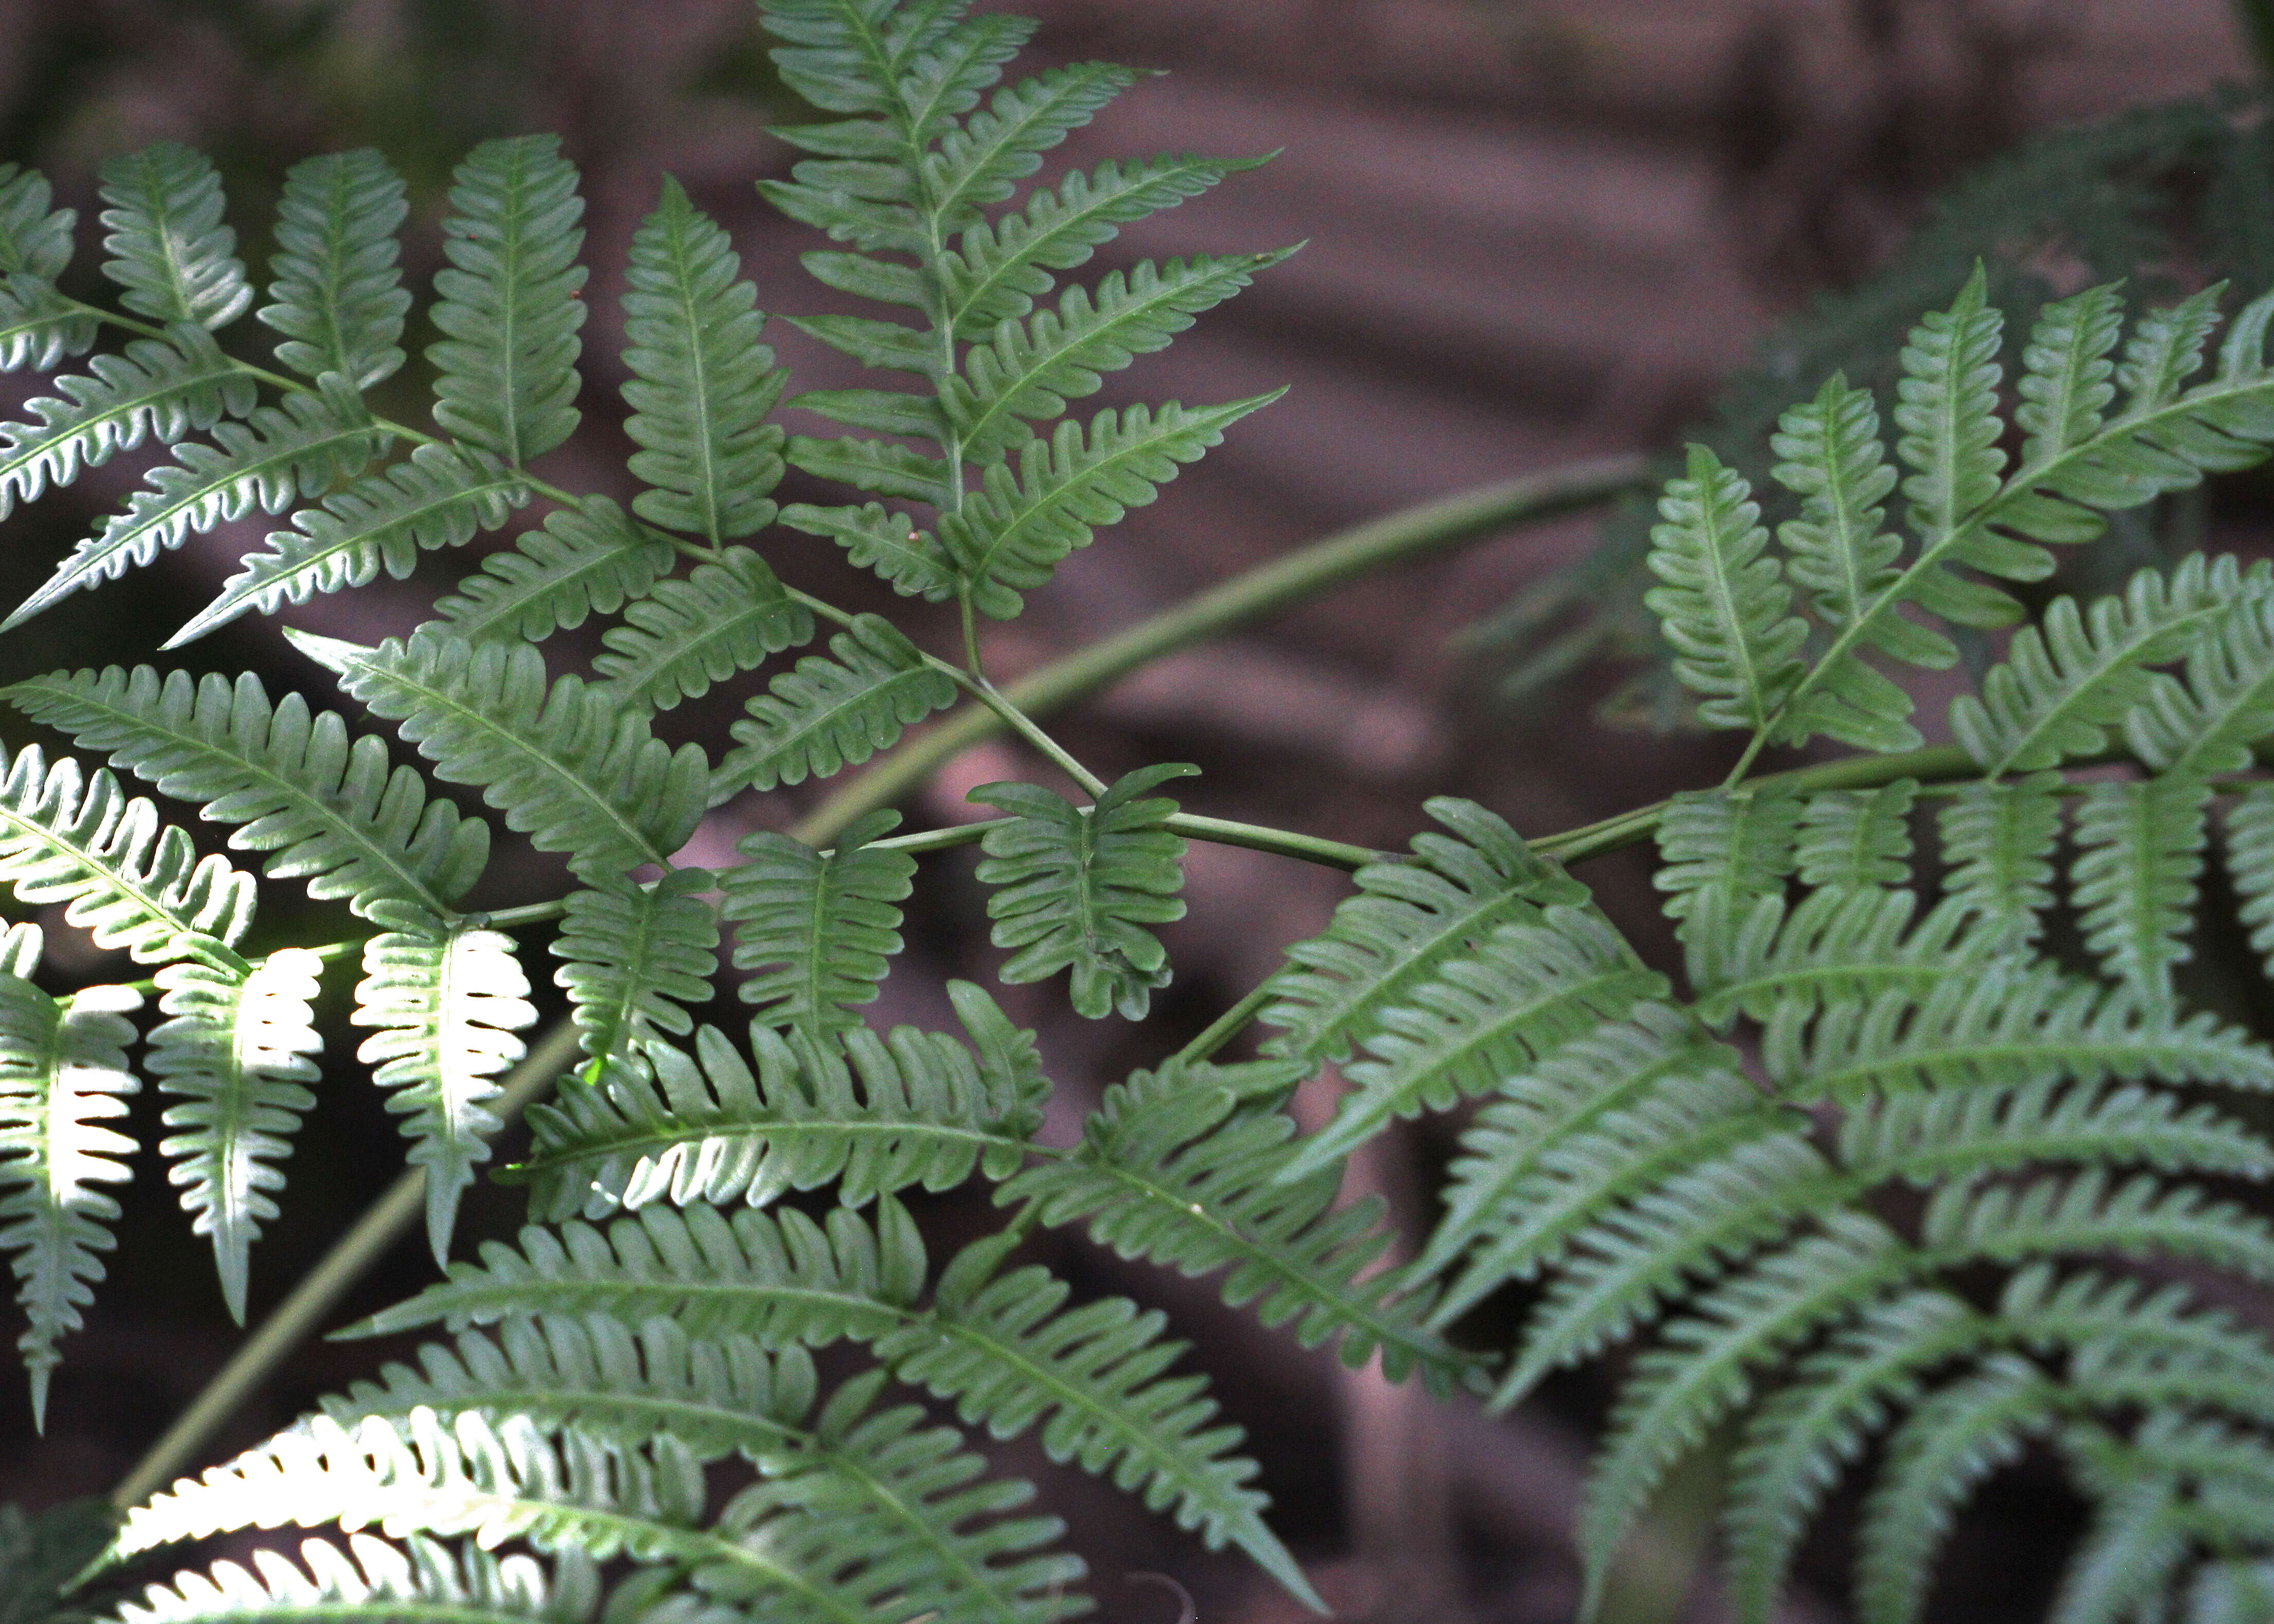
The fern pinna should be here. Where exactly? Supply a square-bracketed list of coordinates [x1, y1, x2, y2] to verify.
[3, 2, 2274, 1622]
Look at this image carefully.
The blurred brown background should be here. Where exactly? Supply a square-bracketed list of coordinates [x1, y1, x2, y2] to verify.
[0, 2, 2260, 1620]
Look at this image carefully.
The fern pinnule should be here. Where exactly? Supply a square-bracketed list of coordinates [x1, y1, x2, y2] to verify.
[4, 665, 491, 925]
[780, 501, 956, 602]
[0, 163, 94, 372]
[589, 549, 814, 712]
[97, 142, 251, 331]
[0, 975, 142, 1426]
[1794, 780, 1917, 892]
[427, 135, 586, 468]
[996, 1055, 1471, 1391]
[432, 501, 674, 646]
[2124, 590, 2274, 778]
[1692, 885, 1969, 1033]
[513, 984, 1046, 1219]
[2225, 785, 2274, 977]
[1257, 796, 1586, 1067]
[257, 148, 411, 390]
[1280, 904, 1664, 1182]
[126, 1536, 604, 1624]
[1922, 1167, 2274, 1284]
[718, 615, 957, 800]
[0, 744, 253, 970]
[177, 442, 529, 646]
[353, 923, 536, 1262]
[2070, 775, 2209, 1005]
[292, 627, 708, 882]
[551, 870, 719, 1081]
[721, 810, 913, 1047]
[971, 762, 1195, 1022]
[149, 950, 325, 1324]
[1937, 773, 2063, 948]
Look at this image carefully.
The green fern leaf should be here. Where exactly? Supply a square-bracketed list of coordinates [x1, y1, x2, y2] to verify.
[590, 549, 814, 712]
[2224, 785, 2274, 977]
[1937, 773, 2062, 948]
[2016, 280, 2126, 467]
[783, 436, 956, 506]
[941, 395, 1281, 619]
[922, 61, 1141, 238]
[1577, 1216, 1905, 1622]
[971, 761, 1195, 1021]
[1795, 780, 1916, 892]
[1258, 796, 1588, 1067]
[997, 1055, 1471, 1392]
[0, 326, 256, 521]
[717, 615, 957, 799]
[760, 2, 1031, 159]
[939, 251, 1293, 464]
[147, 950, 324, 1323]
[432, 501, 674, 645]
[353, 922, 536, 1261]
[936, 153, 1268, 336]
[0, 163, 95, 372]
[2125, 590, 2274, 777]
[875, 1231, 1322, 1611]
[1923, 1167, 2274, 1283]
[1280, 905, 1664, 1182]
[1854, 1356, 2056, 1624]
[96, 142, 251, 329]
[1768, 375, 1941, 753]
[118, 1535, 601, 1624]
[722, 810, 914, 1047]
[0, 974, 142, 1427]
[1694, 887, 1971, 1034]
[511, 981, 1046, 1218]
[2071, 774, 2209, 1006]
[780, 501, 957, 600]
[1890, 265, 2019, 620]
[291, 627, 709, 881]
[257, 149, 412, 389]
[2046, 1475, 2191, 1624]
[551, 870, 719, 1080]
[1953, 556, 2255, 774]
[620, 177, 787, 544]
[3, 665, 490, 925]
[428, 136, 587, 466]
[0, 165, 76, 284]
[1643, 445, 1807, 734]
[13, 381, 386, 630]
[0, 745, 253, 970]
[177, 442, 530, 646]
[1721, 1290, 1983, 1624]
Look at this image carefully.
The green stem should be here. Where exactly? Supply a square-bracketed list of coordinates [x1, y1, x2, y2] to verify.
[961, 676, 1110, 798]
[108, 1019, 587, 1509]
[788, 455, 1651, 846]
[1177, 980, 1279, 1064]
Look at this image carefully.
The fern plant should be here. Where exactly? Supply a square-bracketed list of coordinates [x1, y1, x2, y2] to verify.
[2, 3, 2274, 1622]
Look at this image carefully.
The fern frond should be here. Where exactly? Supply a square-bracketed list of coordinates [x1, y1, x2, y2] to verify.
[717, 615, 957, 799]
[923, 61, 1142, 238]
[1795, 779, 1916, 892]
[1721, 1290, 1983, 1624]
[620, 177, 787, 544]
[936, 153, 1269, 336]
[2225, 784, 2274, 979]
[512, 981, 1046, 1218]
[354, 923, 536, 1261]
[1652, 788, 1799, 989]
[1578, 1216, 1906, 1621]
[292, 627, 708, 881]
[551, 871, 719, 1080]
[1923, 1167, 2274, 1282]
[1694, 886, 1969, 1032]
[2000, 1265, 2274, 1424]
[427, 136, 587, 466]
[325, 1324, 1084, 1624]
[258, 149, 412, 389]
[1642, 445, 1807, 734]
[970, 762, 1195, 1021]
[1853, 1356, 2056, 1624]
[14, 379, 387, 627]
[781, 502, 957, 600]
[2071, 774, 2209, 1005]
[2045, 1474, 2190, 1624]
[760, 1, 1031, 155]
[940, 396, 1281, 619]
[178, 442, 529, 645]
[0, 326, 255, 523]
[1282, 905, 1664, 1182]
[4, 665, 491, 925]
[2125, 590, 2274, 777]
[935, 252, 1294, 464]
[1889, 265, 2017, 619]
[783, 436, 957, 507]
[1950, 555, 2249, 773]
[96, 142, 250, 330]
[0, 163, 93, 374]
[874, 1232, 1321, 1611]
[147, 950, 325, 1323]
[1938, 773, 2062, 948]
[0, 976, 142, 1427]
[590, 549, 814, 712]
[997, 1055, 1471, 1391]
[722, 810, 914, 1047]
[0, 744, 253, 969]
[432, 501, 674, 645]
[1762, 958, 2274, 1104]
[119, 1535, 598, 1624]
